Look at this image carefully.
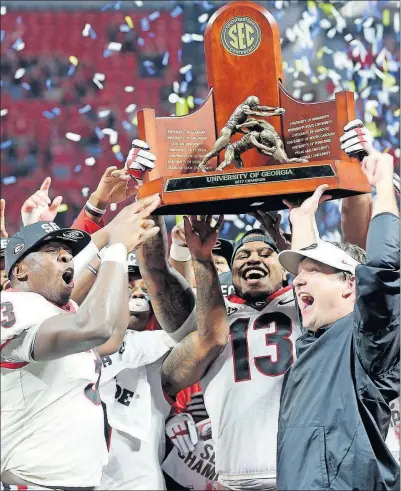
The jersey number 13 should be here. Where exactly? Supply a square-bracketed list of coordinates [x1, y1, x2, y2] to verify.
[229, 312, 293, 382]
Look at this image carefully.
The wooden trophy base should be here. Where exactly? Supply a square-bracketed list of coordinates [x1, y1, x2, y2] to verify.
[138, 158, 370, 215]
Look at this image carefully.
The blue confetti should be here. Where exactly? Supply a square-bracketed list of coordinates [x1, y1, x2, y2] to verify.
[12, 38, 23, 50]
[103, 49, 112, 58]
[120, 24, 130, 32]
[0, 140, 12, 149]
[67, 64, 76, 76]
[43, 111, 56, 119]
[194, 97, 204, 105]
[122, 120, 133, 131]
[95, 127, 105, 139]
[17, 16, 22, 24]
[52, 107, 61, 115]
[171, 6, 183, 18]
[137, 38, 145, 46]
[148, 11, 160, 21]
[0, 31, 5, 43]
[178, 48, 182, 62]
[162, 51, 169, 66]
[3, 176, 17, 185]
[46, 78, 52, 89]
[143, 60, 156, 75]
[180, 81, 188, 93]
[74, 165, 82, 173]
[21, 82, 31, 91]
[148, 32, 155, 38]
[79, 104, 92, 114]
[185, 70, 193, 83]
[89, 28, 97, 40]
[114, 0, 122, 9]
[114, 151, 124, 162]
[101, 3, 111, 11]
[141, 18, 150, 31]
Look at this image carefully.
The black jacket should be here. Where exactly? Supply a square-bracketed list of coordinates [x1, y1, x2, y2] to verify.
[277, 213, 400, 490]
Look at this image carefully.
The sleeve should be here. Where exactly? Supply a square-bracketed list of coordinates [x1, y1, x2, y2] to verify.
[71, 207, 105, 233]
[354, 212, 400, 377]
[1, 292, 54, 364]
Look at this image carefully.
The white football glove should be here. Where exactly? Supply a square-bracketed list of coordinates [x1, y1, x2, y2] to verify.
[125, 139, 156, 185]
[166, 413, 199, 456]
[340, 119, 375, 158]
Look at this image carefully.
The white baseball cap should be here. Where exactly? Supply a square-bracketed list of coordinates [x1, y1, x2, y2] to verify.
[278, 241, 360, 276]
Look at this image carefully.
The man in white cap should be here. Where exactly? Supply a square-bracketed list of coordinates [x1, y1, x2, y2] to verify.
[276, 152, 399, 490]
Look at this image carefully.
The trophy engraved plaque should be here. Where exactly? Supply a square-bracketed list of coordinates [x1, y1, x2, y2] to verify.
[137, 0, 370, 214]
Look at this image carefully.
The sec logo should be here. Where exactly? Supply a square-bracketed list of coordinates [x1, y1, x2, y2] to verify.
[221, 16, 261, 56]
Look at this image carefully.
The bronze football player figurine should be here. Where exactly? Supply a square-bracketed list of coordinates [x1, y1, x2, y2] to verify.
[215, 119, 308, 171]
[198, 95, 285, 172]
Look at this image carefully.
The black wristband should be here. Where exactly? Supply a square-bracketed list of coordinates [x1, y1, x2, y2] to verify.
[84, 204, 104, 218]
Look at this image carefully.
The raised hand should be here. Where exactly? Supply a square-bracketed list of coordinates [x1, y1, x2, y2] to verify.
[361, 152, 394, 188]
[171, 221, 187, 248]
[0, 199, 8, 238]
[183, 215, 224, 261]
[340, 119, 375, 158]
[250, 210, 291, 251]
[21, 177, 63, 226]
[91, 166, 136, 207]
[107, 194, 161, 252]
[282, 184, 332, 221]
[125, 139, 156, 186]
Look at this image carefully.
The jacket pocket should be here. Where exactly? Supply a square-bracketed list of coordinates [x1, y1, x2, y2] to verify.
[277, 426, 330, 490]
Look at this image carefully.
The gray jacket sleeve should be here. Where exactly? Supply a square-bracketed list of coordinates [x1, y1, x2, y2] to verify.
[354, 212, 400, 377]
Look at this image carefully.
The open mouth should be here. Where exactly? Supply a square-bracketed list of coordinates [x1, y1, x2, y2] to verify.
[298, 292, 314, 313]
[242, 267, 268, 284]
[62, 267, 75, 289]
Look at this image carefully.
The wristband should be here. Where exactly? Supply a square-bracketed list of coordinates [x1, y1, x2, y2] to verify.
[85, 200, 106, 216]
[86, 264, 98, 276]
[170, 242, 191, 262]
[102, 243, 128, 272]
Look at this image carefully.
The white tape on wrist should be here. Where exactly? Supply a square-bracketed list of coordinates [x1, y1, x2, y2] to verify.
[102, 243, 128, 272]
[170, 242, 191, 262]
[73, 240, 100, 277]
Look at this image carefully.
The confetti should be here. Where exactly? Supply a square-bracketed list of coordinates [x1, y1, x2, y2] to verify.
[79, 105, 92, 114]
[95, 127, 104, 139]
[171, 6, 183, 18]
[82, 187, 90, 197]
[66, 132, 82, 142]
[0, 30, 5, 43]
[125, 86, 135, 92]
[12, 38, 25, 51]
[93, 78, 104, 89]
[82, 23, 91, 37]
[57, 204, 68, 213]
[69, 55, 78, 66]
[0, 6, 6, 15]
[168, 93, 180, 103]
[98, 109, 111, 118]
[3, 176, 16, 185]
[180, 64, 193, 74]
[148, 11, 160, 21]
[46, 78, 52, 89]
[162, 52, 169, 66]
[0, 109, 8, 116]
[198, 13, 209, 23]
[141, 18, 150, 31]
[67, 65, 76, 76]
[122, 120, 133, 131]
[21, 83, 31, 91]
[43, 111, 56, 119]
[134, 1, 143, 6]
[110, 203, 117, 211]
[0, 140, 12, 149]
[125, 16, 134, 28]
[107, 42, 122, 51]
[74, 165, 82, 173]
[85, 157, 96, 166]
[14, 68, 25, 79]
[125, 103, 137, 113]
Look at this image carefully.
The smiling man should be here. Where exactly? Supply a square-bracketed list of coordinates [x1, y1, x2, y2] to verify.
[161, 218, 300, 491]
[277, 152, 400, 490]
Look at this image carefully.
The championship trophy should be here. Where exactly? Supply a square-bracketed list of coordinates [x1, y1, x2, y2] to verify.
[137, 0, 370, 214]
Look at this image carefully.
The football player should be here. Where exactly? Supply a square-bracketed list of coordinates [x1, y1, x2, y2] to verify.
[1, 195, 160, 489]
[99, 252, 195, 490]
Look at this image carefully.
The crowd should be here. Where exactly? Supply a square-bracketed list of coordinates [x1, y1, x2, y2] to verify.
[0, 118, 399, 491]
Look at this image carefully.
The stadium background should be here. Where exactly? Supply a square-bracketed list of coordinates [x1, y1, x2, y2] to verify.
[1, 0, 399, 241]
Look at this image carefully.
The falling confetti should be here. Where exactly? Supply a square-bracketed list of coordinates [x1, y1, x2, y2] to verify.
[3, 176, 17, 185]
[66, 133, 82, 142]
[85, 157, 96, 166]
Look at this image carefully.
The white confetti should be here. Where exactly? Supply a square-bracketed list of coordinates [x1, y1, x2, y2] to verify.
[134, 0, 143, 6]
[82, 23, 91, 37]
[98, 109, 111, 118]
[85, 157, 96, 166]
[94, 73, 105, 81]
[125, 86, 135, 92]
[179, 64, 192, 74]
[14, 68, 25, 79]
[292, 89, 301, 99]
[110, 203, 117, 211]
[15, 40, 25, 51]
[66, 132, 81, 142]
[125, 103, 137, 113]
[82, 187, 90, 197]
[0, 109, 8, 116]
[191, 34, 203, 42]
[344, 33, 353, 42]
[93, 78, 104, 89]
[198, 13, 208, 23]
[320, 19, 331, 29]
[1, 6, 6, 15]
[302, 93, 314, 102]
[173, 81, 179, 93]
[108, 42, 122, 51]
[168, 93, 180, 103]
